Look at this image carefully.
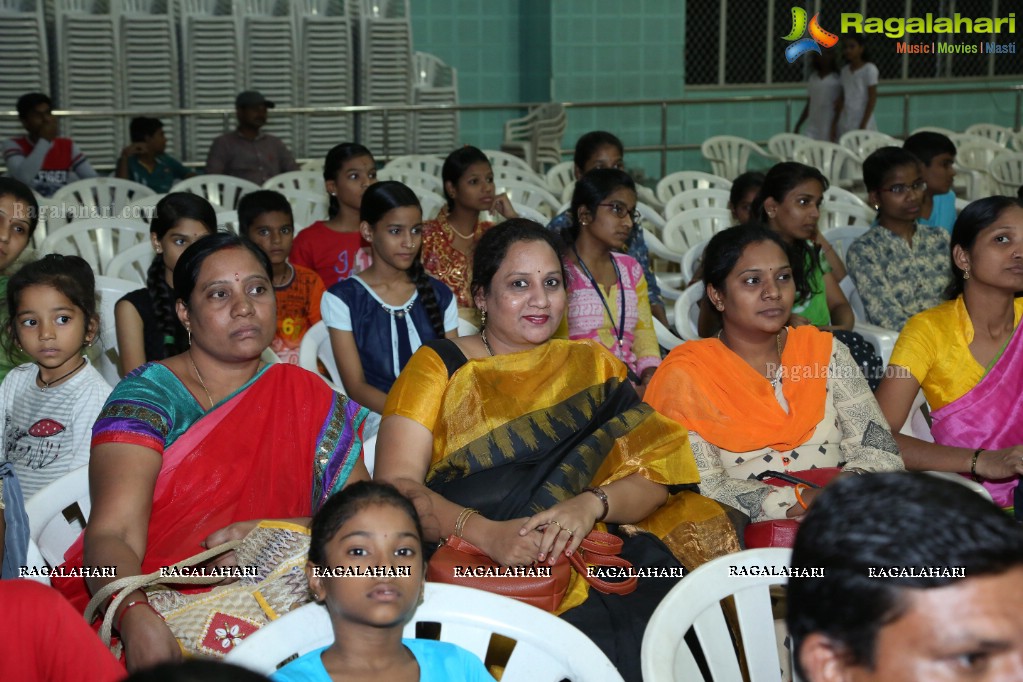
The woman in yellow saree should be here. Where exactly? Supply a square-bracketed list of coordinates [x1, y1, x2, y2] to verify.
[376, 219, 734, 682]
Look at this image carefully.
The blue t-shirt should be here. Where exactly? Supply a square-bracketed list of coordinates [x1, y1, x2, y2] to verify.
[918, 190, 957, 233]
[272, 639, 493, 681]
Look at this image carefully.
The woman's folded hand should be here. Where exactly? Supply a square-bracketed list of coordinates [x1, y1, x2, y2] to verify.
[476, 518, 543, 568]
[521, 495, 603, 565]
[121, 604, 181, 672]
[200, 519, 261, 584]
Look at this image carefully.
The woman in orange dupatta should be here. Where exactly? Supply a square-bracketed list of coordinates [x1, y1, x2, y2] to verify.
[646, 225, 902, 523]
[55, 234, 370, 672]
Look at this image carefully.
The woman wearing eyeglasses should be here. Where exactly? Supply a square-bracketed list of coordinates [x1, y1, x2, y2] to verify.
[846, 147, 952, 330]
[556, 169, 659, 396]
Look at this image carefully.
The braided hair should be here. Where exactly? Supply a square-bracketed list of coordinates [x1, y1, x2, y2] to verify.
[361, 181, 445, 338]
[147, 193, 217, 357]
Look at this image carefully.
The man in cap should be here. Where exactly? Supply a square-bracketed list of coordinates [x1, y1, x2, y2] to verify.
[204, 90, 299, 186]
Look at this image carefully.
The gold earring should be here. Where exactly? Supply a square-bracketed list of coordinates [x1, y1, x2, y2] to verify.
[714, 301, 724, 312]
[480, 309, 487, 327]
[187, 329, 192, 346]
[767, 211, 776, 219]
[155, 247, 163, 254]
[963, 268, 970, 280]
[873, 204, 879, 211]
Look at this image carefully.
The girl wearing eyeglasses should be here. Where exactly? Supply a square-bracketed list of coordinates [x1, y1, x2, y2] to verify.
[557, 168, 659, 396]
[846, 147, 952, 331]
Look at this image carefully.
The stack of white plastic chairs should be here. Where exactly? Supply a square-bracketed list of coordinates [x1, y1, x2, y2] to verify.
[412, 51, 458, 155]
[357, 0, 412, 157]
[294, 0, 353, 161]
[54, 0, 120, 164]
[0, 0, 49, 142]
[178, 0, 240, 162]
[118, 0, 181, 156]
[240, 0, 298, 154]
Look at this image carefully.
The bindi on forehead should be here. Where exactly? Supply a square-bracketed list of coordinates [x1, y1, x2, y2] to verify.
[234, 273, 239, 281]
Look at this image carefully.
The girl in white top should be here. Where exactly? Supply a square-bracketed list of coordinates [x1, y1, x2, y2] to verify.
[0, 255, 111, 498]
[795, 52, 841, 141]
[833, 34, 879, 139]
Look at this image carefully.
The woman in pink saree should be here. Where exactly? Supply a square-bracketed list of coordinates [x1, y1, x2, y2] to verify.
[54, 233, 370, 671]
[877, 196, 1023, 511]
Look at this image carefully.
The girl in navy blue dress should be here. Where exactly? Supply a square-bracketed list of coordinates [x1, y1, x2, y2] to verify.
[322, 182, 457, 431]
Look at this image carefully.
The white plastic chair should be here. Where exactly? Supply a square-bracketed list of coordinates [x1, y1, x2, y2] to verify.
[838, 130, 899, 160]
[988, 151, 1023, 196]
[825, 225, 870, 264]
[376, 167, 444, 194]
[681, 238, 709, 284]
[216, 209, 240, 234]
[700, 135, 772, 179]
[485, 149, 547, 187]
[172, 174, 260, 210]
[767, 133, 809, 163]
[641, 547, 792, 682]
[384, 154, 445, 179]
[495, 179, 561, 219]
[298, 321, 344, 392]
[957, 137, 1009, 197]
[106, 241, 155, 284]
[654, 318, 684, 351]
[262, 170, 323, 193]
[125, 192, 165, 223]
[511, 202, 548, 226]
[792, 141, 861, 189]
[823, 186, 869, 209]
[661, 208, 733, 254]
[964, 123, 1013, 147]
[24, 465, 91, 569]
[819, 200, 874, 231]
[49, 178, 156, 232]
[545, 161, 576, 199]
[673, 282, 704, 341]
[656, 172, 732, 205]
[39, 218, 151, 275]
[636, 202, 666, 237]
[414, 191, 446, 222]
[500, 103, 567, 172]
[94, 275, 141, 384]
[280, 188, 330, 230]
[1013, 130, 1023, 153]
[226, 584, 625, 681]
[664, 188, 732, 220]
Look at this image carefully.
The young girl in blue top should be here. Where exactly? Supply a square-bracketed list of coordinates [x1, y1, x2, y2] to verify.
[322, 182, 457, 425]
[273, 481, 493, 682]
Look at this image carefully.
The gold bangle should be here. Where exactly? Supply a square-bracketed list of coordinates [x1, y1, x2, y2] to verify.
[971, 449, 985, 481]
[454, 507, 479, 538]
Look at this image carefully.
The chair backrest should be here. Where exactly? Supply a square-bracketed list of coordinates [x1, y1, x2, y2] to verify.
[226, 584, 625, 681]
[105, 241, 155, 284]
[988, 152, 1023, 195]
[642, 547, 793, 682]
[125, 192, 166, 221]
[412, 190, 446, 222]
[673, 282, 704, 341]
[664, 188, 732, 220]
[637, 202, 667, 237]
[823, 186, 868, 208]
[262, 170, 324, 193]
[792, 141, 861, 188]
[838, 129, 898, 159]
[956, 137, 1009, 171]
[681, 238, 709, 284]
[767, 133, 809, 163]
[298, 321, 344, 392]
[39, 218, 151, 275]
[642, 228, 684, 265]
[661, 208, 733, 253]
[384, 154, 445, 178]
[964, 122, 1013, 147]
[700, 135, 771, 179]
[24, 465, 91, 568]
[495, 179, 561, 219]
[656, 171, 732, 205]
[824, 225, 870, 263]
[485, 149, 547, 186]
[839, 274, 868, 322]
[279, 188, 330, 230]
[511, 202, 548, 225]
[654, 317, 684, 351]
[545, 161, 576, 197]
[819, 200, 874, 231]
[171, 174, 261, 210]
[216, 209, 240, 234]
[376, 167, 444, 194]
[50, 178, 156, 232]
[94, 275, 141, 384]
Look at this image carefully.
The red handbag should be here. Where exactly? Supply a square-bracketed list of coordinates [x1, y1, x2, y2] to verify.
[743, 468, 842, 549]
[427, 529, 638, 611]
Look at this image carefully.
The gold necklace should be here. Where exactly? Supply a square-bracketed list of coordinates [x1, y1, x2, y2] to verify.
[189, 350, 215, 409]
[480, 329, 495, 356]
[443, 211, 478, 240]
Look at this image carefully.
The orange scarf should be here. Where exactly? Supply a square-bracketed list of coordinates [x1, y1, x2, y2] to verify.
[645, 326, 832, 452]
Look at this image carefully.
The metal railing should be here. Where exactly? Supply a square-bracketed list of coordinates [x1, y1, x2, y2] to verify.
[2, 84, 1021, 179]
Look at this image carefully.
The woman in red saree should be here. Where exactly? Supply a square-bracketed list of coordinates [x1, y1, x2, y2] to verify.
[878, 196, 1023, 511]
[54, 233, 369, 671]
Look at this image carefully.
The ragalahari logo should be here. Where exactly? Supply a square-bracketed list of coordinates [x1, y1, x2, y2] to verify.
[782, 7, 839, 62]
